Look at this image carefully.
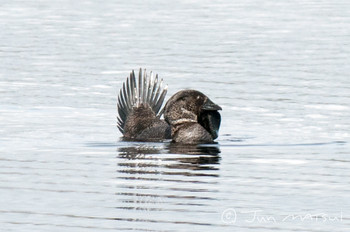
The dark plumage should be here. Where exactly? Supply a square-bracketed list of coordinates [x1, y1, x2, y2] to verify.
[117, 68, 171, 141]
[163, 90, 222, 143]
[117, 69, 222, 144]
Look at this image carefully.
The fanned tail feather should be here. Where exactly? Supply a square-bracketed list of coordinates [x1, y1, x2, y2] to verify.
[117, 68, 168, 134]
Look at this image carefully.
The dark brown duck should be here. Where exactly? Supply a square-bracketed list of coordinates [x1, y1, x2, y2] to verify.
[117, 69, 222, 144]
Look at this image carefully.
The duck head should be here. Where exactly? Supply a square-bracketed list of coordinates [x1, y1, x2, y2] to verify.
[163, 90, 222, 140]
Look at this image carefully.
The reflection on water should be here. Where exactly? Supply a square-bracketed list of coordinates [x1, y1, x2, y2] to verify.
[117, 143, 221, 182]
[115, 143, 225, 229]
[114, 141, 350, 231]
[118, 143, 221, 170]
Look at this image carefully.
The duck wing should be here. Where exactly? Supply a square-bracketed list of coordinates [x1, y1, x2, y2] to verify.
[117, 68, 168, 134]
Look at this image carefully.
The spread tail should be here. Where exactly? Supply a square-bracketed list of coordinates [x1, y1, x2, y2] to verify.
[117, 68, 168, 134]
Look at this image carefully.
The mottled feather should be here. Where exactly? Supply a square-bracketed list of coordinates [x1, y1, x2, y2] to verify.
[117, 69, 168, 134]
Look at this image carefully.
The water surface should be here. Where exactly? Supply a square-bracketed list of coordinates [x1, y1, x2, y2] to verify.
[1, 0, 349, 231]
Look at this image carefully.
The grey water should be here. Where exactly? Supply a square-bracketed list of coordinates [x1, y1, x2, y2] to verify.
[1, 0, 350, 231]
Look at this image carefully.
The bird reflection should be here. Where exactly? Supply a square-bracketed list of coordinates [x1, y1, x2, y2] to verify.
[166, 143, 221, 168]
[117, 142, 221, 171]
[115, 143, 221, 218]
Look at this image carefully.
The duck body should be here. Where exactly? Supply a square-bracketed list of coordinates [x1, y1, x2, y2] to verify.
[117, 69, 221, 144]
[123, 104, 171, 141]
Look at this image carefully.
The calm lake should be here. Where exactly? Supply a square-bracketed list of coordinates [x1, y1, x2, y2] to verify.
[1, 0, 349, 231]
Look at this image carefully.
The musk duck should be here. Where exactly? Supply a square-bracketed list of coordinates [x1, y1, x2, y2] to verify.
[117, 69, 221, 144]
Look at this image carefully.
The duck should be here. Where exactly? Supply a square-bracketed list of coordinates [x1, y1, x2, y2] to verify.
[117, 68, 221, 144]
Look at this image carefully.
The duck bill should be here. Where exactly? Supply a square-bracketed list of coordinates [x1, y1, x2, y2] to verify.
[201, 98, 222, 111]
